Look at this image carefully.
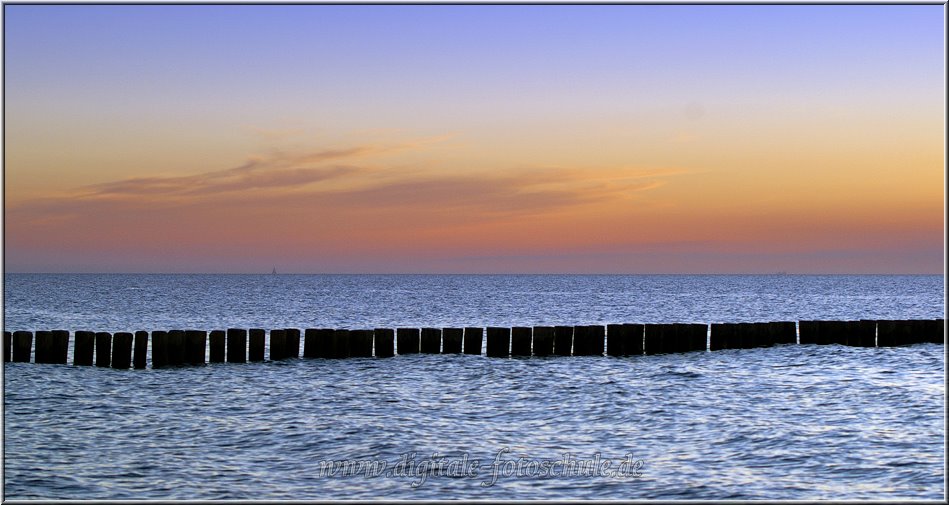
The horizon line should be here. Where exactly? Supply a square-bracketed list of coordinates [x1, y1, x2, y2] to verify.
[2, 271, 945, 276]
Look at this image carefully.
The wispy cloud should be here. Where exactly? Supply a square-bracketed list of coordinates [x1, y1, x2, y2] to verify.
[78, 146, 379, 199]
[14, 136, 683, 221]
[85, 161, 360, 198]
[313, 166, 675, 218]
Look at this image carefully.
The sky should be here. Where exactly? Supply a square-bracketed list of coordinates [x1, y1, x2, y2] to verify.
[2, 4, 945, 274]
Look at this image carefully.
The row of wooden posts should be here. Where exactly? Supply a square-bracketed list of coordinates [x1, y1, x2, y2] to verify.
[3, 319, 943, 369]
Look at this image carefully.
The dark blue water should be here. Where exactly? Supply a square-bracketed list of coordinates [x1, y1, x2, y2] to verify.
[3, 274, 944, 331]
[3, 274, 945, 499]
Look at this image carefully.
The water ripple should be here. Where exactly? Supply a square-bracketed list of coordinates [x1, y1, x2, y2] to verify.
[4, 274, 944, 499]
[4, 344, 944, 499]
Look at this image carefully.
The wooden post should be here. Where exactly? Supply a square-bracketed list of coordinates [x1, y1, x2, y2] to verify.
[49, 330, 69, 365]
[51, 330, 69, 364]
[249, 329, 265, 361]
[727, 323, 742, 350]
[151, 331, 168, 368]
[690, 324, 707, 352]
[34, 330, 53, 363]
[817, 321, 835, 345]
[167, 330, 185, 366]
[95, 332, 112, 367]
[746, 322, 761, 348]
[769, 322, 796, 345]
[303, 329, 319, 358]
[332, 329, 351, 358]
[420, 328, 441, 354]
[553, 326, 572, 356]
[754, 322, 774, 347]
[374, 328, 394, 357]
[845, 321, 861, 346]
[728, 322, 742, 349]
[754, 322, 771, 348]
[911, 320, 929, 345]
[675, 324, 691, 352]
[709, 323, 726, 351]
[815, 321, 842, 345]
[286, 328, 301, 358]
[783, 321, 797, 345]
[12, 331, 32, 362]
[319, 328, 337, 358]
[575, 325, 596, 355]
[4, 331, 11, 362]
[765, 322, 782, 345]
[486, 327, 510, 357]
[351, 330, 373, 357]
[164, 330, 181, 366]
[851, 320, 876, 347]
[442, 328, 463, 353]
[610, 324, 633, 356]
[186, 330, 207, 365]
[304, 329, 334, 358]
[895, 320, 914, 346]
[606, 324, 623, 356]
[928, 319, 945, 344]
[590, 325, 605, 356]
[112, 332, 133, 369]
[799, 320, 819, 345]
[301, 329, 314, 358]
[664, 323, 692, 352]
[876, 320, 897, 347]
[903, 320, 919, 345]
[877, 320, 901, 347]
[133, 331, 149, 369]
[674, 323, 689, 352]
[532, 326, 554, 356]
[624, 323, 645, 355]
[270, 329, 287, 360]
[511, 326, 532, 356]
[914, 319, 931, 344]
[48, 330, 69, 365]
[659, 324, 677, 353]
[463, 327, 483, 355]
[209, 330, 226, 363]
[180, 330, 194, 365]
[685, 324, 700, 352]
[671, 324, 687, 353]
[677, 324, 691, 352]
[677, 323, 694, 352]
[830, 321, 851, 345]
[854, 320, 869, 345]
[644, 324, 661, 355]
[571, 326, 589, 355]
[838, 321, 857, 346]
[668, 324, 687, 353]
[733, 323, 750, 349]
[226, 328, 247, 363]
[397, 328, 420, 355]
[74, 331, 95, 366]
[758, 322, 775, 348]
[745, 323, 760, 348]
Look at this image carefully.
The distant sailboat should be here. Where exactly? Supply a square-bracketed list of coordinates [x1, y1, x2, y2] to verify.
[272, 266, 277, 275]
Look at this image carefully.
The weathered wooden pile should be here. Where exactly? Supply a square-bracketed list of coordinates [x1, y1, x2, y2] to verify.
[3, 319, 943, 369]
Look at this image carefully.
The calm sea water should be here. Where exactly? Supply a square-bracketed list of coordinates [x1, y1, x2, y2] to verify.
[2, 274, 945, 499]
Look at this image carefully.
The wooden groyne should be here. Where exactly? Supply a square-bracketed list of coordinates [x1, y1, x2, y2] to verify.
[2, 319, 944, 369]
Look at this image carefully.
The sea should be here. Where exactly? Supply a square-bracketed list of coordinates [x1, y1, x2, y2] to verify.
[2, 273, 945, 499]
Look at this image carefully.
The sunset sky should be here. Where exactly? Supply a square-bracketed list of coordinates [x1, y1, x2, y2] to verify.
[3, 4, 945, 274]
